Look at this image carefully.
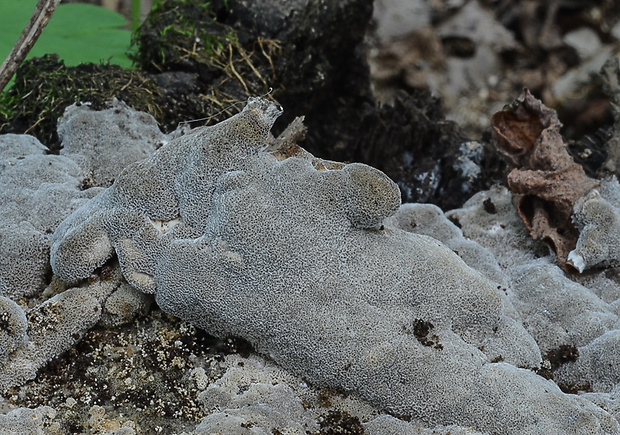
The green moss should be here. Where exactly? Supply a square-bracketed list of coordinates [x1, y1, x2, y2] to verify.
[0, 92, 17, 120]
[131, 0, 230, 71]
[0, 55, 161, 153]
[131, 0, 281, 111]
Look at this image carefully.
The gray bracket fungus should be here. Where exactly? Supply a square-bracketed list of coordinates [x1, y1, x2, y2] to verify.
[0, 113, 162, 394]
[0, 134, 102, 299]
[385, 203, 539, 367]
[58, 99, 167, 188]
[510, 260, 620, 354]
[51, 97, 285, 291]
[447, 185, 620, 426]
[342, 162, 401, 228]
[47, 98, 619, 433]
[0, 100, 174, 300]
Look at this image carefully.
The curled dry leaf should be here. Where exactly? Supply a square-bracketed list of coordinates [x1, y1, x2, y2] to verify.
[491, 88, 597, 272]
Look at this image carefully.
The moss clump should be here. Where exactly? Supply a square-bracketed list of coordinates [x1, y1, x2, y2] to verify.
[0, 55, 162, 153]
[130, 0, 230, 72]
[130, 0, 282, 118]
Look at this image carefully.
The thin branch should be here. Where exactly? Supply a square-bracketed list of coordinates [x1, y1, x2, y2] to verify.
[0, 0, 62, 93]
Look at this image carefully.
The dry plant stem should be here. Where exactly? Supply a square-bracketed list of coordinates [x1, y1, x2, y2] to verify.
[0, 0, 61, 93]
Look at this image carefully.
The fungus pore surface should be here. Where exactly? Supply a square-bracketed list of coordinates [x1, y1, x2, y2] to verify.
[47, 98, 618, 434]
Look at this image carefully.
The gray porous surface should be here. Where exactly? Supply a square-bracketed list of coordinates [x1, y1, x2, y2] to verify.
[569, 177, 620, 272]
[0, 99, 169, 300]
[58, 99, 167, 188]
[0, 269, 122, 391]
[0, 134, 101, 299]
[0, 297, 27, 363]
[3, 98, 620, 433]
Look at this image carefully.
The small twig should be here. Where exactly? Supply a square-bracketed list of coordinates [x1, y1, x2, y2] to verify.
[0, 0, 61, 93]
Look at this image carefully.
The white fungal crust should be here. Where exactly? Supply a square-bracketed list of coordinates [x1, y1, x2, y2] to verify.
[100, 282, 152, 327]
[0, 106, 169, 299]
[342, 162, 401, 228]
[0, 271, 121, 391]
[47, 99, 619, 433]
[58, 99, 166, 187]
[554, 330, 620, 393]
[0, 406, 58, 434]
[0, 134, 102, 299]
[0, 297, 28, 363]
[0, 223, 50, 300]
[569, 177, 620, 272]
[50, 98, 284, 291]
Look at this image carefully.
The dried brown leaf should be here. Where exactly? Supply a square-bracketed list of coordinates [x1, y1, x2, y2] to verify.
[491, 88, 597, 272]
